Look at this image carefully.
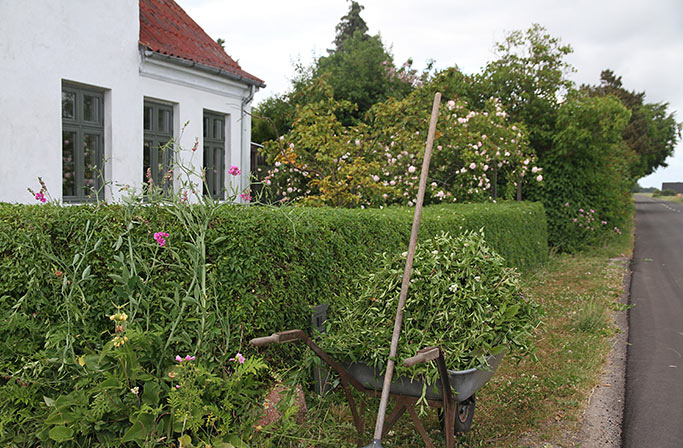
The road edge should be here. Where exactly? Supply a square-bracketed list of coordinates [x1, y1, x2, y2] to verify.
[575, 256, 630, 447]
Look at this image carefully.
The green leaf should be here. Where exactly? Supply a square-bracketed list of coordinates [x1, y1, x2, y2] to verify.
[142, 381, 160, 405]
[48, 425, 74, 443]
[121, 420, 145, 443]
[213, 236, 228, 245]
[114, 235, 123, 251]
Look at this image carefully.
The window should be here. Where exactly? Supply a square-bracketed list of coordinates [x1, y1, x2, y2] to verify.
[62, 83, 104, 202]
[143, 101, 174, 192]
[203, 111, 226, 199]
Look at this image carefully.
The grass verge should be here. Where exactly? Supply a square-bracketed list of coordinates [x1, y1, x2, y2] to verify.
[253, 228, 633, 448]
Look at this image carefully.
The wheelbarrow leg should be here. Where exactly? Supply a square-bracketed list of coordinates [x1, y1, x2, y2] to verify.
[434, 351, 456, 448]
[340, 378, 364, 447]
[381, 399, 407, 437]
[406, 404, 435, 448]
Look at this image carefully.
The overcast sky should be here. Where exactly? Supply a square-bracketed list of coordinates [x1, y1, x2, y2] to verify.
[177, 0, 683, 188]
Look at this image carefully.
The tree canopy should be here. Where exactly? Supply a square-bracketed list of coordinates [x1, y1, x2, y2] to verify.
[583, 69, 681, 179]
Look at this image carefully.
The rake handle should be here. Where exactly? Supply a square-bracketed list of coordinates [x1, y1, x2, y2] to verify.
[370, 92, 442, 443]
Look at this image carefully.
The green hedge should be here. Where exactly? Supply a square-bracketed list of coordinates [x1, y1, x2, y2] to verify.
[0, 201, 546, 445]
[0, 201, 546, 350]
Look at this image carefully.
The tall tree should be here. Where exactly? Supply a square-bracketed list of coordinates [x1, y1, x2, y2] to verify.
[477, 24, 575, 158]
[333, 1, 369, 52]
[583, 69, 681, 179]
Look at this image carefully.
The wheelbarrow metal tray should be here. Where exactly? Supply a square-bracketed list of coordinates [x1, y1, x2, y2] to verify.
[343, 350, 505, 401]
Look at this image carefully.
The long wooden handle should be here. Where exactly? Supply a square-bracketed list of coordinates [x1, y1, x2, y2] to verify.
[370, 92, 442, 442]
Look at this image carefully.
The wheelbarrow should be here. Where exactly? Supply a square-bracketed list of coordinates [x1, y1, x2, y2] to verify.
[251, 329, 505, 448]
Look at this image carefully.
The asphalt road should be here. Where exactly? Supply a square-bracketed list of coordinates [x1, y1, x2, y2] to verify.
[623, 196, 683, 447]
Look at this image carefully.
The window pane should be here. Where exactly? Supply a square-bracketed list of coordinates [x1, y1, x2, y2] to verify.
[144, 106, 152, 131]
[158, 109, 171, 134]
[62, 91, 75, 119]
[143, 141, 152, 183]
[83, 95, 100, 122]
[215, 147, 224, 199]
[213, 119, 222, 140]
[156, 143, 166, 182]
[83, 134, 99, 194]
[203, 117, 210, 138]
[62, 131, 76, 197]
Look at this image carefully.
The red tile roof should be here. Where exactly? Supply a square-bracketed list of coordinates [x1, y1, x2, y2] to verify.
[139, 0, 264, 87]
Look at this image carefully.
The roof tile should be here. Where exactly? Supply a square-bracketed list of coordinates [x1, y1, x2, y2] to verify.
[139, 0, 264, 86]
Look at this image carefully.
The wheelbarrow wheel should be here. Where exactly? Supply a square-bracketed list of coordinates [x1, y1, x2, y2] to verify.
[454, 394, 476, 434]
[438, 394, 476, 435]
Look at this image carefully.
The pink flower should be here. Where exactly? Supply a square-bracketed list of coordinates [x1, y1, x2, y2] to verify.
[35, 192, 46, 203]
[230, 353, 246, 364]
[154, 232, 169, 247]
[536, 175, 543, 182]
[564, 202, 569, 207]
[184, 355, 195, 361]
[469, 163, 477, 170]
[175, 385, 181, 389]
[175, 355, 182, 362]
[228, 165, 241, 176]
[240, 192, 252, 202]
[408, 165, 416, 174]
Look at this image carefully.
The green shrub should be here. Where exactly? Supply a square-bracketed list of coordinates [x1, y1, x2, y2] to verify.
[653, 188, 677, 197]
[0, 200, 546, 445]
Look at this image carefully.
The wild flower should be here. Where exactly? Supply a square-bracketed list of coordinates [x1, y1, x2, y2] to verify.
[153, 231, 169, 247]
[229, 352, 246, 364]
[228, 165, 241, 176]
[240, 192, 252, 202]
[35, 192, 46, 203]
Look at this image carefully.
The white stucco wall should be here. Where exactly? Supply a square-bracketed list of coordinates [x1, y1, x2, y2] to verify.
[0, 1, 256, 204]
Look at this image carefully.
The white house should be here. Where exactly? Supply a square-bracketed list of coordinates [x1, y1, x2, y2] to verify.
[0, 0, 264, 204]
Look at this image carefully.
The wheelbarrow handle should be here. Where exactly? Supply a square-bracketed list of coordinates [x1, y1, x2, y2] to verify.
[250, 334, 280, 347]
[250, 329, 306, 347]
[403, 346, 441, 367]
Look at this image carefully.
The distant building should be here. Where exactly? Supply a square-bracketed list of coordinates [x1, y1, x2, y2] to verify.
[0, 0, 264, 203]
[662, 183, 683, 194]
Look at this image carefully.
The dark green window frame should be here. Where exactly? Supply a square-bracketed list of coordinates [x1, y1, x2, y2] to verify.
[143, 100, 174, 192]
[203, 111, 226, 200]
[61, 83, 104, 203]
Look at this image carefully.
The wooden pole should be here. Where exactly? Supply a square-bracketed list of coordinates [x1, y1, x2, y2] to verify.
[366, 92, 442, 447]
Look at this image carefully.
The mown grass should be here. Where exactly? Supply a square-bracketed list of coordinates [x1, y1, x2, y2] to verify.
[255, 227, 633, 448]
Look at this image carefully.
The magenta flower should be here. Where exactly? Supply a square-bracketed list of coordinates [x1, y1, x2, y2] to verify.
[240, 192, 252, 202]
[154, 232, 169, 247]
[229, 353, 246, 364]
[228, 165, 241, 176]
[175, 355, 182, 362]
[175, 354, 195, 363]
[35, 192, 46, 203]
[184, 355, 195, 361]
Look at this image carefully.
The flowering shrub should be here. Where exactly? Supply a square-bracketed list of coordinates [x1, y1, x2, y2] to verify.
[261, 79, 541, 207]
